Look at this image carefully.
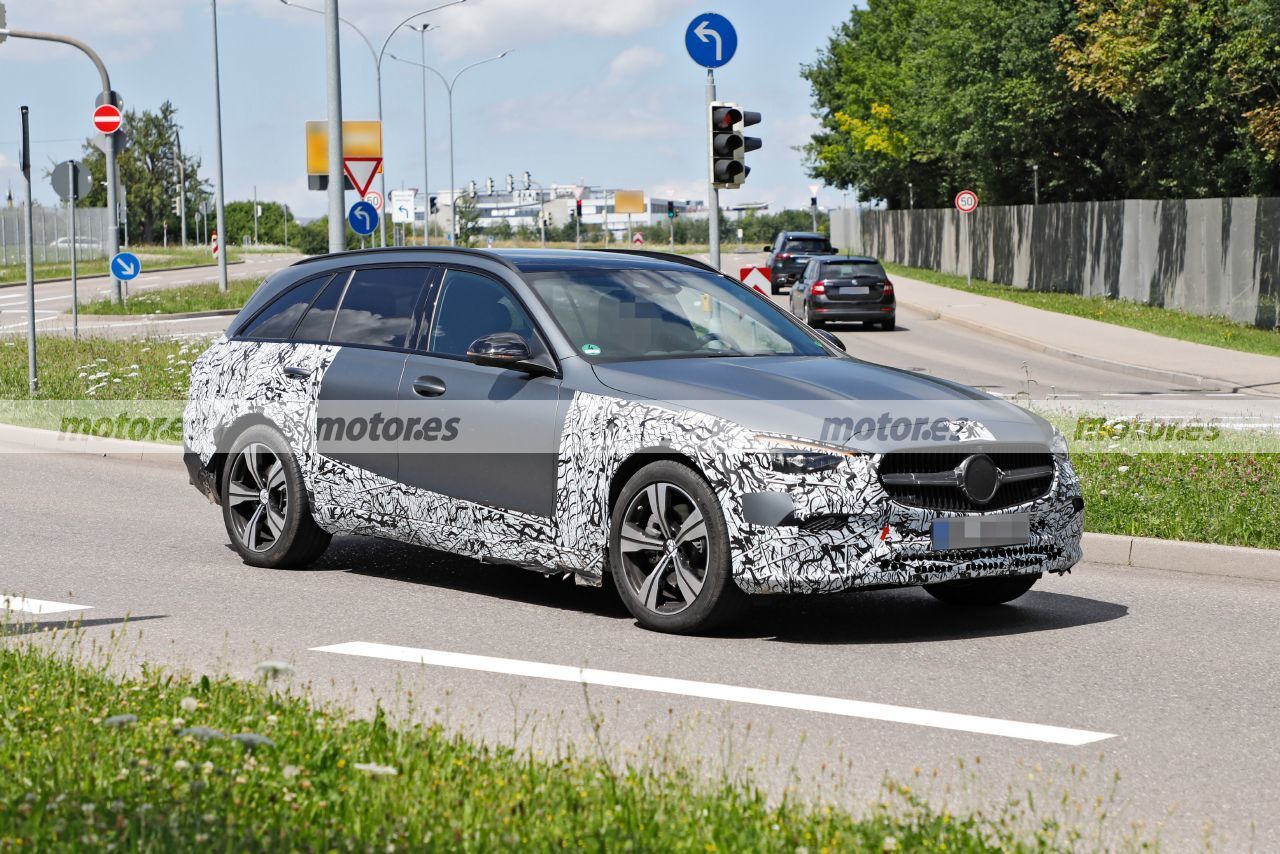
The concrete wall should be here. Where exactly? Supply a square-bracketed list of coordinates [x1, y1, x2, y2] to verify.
[830, 198, 1280, 329]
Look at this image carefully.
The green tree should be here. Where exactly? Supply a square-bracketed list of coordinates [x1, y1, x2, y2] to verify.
[221, 201, 297, 246]
[454, 196, 481, 247]
[81, 101, 204, 243]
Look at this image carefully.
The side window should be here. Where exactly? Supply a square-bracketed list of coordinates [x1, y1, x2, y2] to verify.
[329, 267, 429, 349]
[425, 269, 536, 357]
[293, 271, 348, 342]
[239, 274, 331, 340]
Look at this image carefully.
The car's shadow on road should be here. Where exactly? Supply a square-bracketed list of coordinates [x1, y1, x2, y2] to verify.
[317, 537, 1127, 645]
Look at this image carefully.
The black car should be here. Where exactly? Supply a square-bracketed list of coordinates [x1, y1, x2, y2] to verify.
[765, 231, 833, 293]
[789, 256, 896, 331]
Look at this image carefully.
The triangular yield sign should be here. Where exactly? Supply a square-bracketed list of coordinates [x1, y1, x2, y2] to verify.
[343, 157, 382, 197]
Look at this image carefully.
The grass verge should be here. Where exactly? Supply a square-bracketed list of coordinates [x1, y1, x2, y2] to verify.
[0, 247, 243, 286]
[883, 262, 1280, 359]
[0, 640, 1073, 851]
[80, 278, 262, 316]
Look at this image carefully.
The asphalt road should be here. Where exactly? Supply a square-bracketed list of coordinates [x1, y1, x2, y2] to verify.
[0, 254, 302, 339]
[3, 444, 1277, 849]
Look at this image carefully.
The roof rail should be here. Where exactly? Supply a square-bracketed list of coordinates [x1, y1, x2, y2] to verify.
[590, 248, 721, 275]
[287, 245, 522, 273]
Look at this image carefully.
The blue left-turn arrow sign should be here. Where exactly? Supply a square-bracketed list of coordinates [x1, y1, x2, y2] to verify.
[111, 251, 141, 281]
[348, 200, 379, 236]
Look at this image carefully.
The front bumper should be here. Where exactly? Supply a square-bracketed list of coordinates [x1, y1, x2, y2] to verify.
[726, 455, 1084, 595]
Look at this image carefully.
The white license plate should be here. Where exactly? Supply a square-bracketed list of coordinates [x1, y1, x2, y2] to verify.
[839, 285, 870, 296]
[932, 515, 1031, 550]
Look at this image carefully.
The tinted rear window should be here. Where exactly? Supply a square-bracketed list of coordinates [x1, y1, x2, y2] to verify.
[329, 267, 429, 349]
[820, 261, 885, 279]
[239, 274, 331, 339]
[782, 238, 831, 253]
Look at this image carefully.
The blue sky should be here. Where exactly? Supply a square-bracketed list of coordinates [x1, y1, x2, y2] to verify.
[0, 1, 850, 219]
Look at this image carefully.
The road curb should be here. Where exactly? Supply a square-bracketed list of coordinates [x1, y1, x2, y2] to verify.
[0, 422, 181, 468]
[895, 296, 1235, 391]
[78, 308, 239, 322]
[1082, 532, 1280, 582]
[0, 260, 247, 291]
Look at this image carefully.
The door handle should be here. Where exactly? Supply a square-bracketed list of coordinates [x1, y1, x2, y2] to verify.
[411, 376, 447, 397]
[283, 365, 312, 380]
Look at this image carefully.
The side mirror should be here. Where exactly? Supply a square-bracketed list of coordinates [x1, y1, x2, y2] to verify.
[467, 332, 530, 367]
[467, 332, 556, 375]
[762, 245, 773, 253]
[814, 328, 846, 351]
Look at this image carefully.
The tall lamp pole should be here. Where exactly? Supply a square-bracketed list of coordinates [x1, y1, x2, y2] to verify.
[409, 23, 436, 245]
[210, 0, 230, 289]
[1033, 164, 1039, 206]
[388, 50, 512, 246]
[281, 0, 465, 248]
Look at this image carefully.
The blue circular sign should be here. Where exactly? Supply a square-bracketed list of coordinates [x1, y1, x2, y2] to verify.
[685, 13, 737, 69]
[348, 200, 379, 236]
[110, 251, 141, 281]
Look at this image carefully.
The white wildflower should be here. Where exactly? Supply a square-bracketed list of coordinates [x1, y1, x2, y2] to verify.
[353, 762, 399, 777]
[180, 696, 199, 712]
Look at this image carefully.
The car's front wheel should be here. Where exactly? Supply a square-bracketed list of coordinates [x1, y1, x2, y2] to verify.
[924, 573, 1040, 605]
[221, 424, 331, 569]
[609, 461, 744, 634]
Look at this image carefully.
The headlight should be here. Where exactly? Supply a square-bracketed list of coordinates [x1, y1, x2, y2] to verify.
[752, 435, 859, 475]
[1050, 427, 1070, 458]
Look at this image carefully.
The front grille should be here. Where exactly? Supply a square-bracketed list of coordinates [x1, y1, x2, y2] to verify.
[878, 450, 1054, 512]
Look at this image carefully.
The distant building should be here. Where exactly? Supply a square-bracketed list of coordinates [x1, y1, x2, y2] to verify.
[425, 184, 709, 236]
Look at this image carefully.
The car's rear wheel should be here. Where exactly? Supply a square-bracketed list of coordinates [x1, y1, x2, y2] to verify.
[804, 303, 826, 329]
[880, 317, 896, 331]
[609, 461, 744, 634]
[924, 573, 1040, 605]
[221, 424, 330, 569]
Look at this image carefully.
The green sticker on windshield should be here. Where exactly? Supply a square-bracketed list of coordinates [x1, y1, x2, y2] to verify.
[581, 344, 602, 356]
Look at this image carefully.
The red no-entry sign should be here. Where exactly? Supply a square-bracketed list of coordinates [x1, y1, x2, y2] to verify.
[93, 104, 123, 135]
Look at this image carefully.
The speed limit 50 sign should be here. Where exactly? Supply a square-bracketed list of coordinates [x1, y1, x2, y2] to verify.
[954, 189, 979, 213]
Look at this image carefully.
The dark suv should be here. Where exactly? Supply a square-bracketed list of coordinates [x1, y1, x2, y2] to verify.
[765, 231, 833, 293]
[789, 256, 896, 330]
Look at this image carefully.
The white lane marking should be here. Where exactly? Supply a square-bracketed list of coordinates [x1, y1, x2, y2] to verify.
[2, 595, 93, 615]
[311, 642, 1114, 746]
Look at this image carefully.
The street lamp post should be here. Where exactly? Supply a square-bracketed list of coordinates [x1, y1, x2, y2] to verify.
[1033, 164, 1039, 206]
[409, 23, 436, 245]
[174, 129, 187, 246]
[388, 50, 512, 246]
[210, 0, 230, 289]
[280, 0, 465, 249]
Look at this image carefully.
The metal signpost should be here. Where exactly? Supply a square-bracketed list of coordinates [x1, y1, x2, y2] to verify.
[954, 189, 979, 286]
[685, 13, 738, 274]
[52, 159, 91, 338]
[809, 183, 820, 231]
[19, 106, 36, 393]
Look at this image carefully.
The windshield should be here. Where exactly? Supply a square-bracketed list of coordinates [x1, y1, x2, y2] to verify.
[525, 268, 830, 361]
[821, 261, 885, 279]
[782, 238, 831, 253]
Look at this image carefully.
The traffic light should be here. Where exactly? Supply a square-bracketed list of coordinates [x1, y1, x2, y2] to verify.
[485, 177, 494, 196]
[467, 180, 477, 199]
[575, 199, 583, 219]
[172, 198, 181, 215]
[505, 174, 514, 193]
[709, 101, 762, 189]
[429, 195, 438, 214]
[522, 171, 531, 191]
[666, 200, 676, 219]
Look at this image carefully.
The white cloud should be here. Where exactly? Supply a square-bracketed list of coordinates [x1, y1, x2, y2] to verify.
[0, 0, 186, 61]
[251, 0, 694, 61]
[606, 46, 664, 85]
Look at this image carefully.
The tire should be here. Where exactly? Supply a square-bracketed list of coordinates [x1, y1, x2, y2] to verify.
[880, 317, 896, 331]
[924, 573, 1040, 606]
[805, 303, 826, 329]
[608, 460, 745, 634]
[221, 424, 331, 569]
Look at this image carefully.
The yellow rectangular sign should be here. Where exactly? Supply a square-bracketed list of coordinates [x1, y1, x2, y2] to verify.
[306, 121, 383, 175]
[613, 190, 646, 214]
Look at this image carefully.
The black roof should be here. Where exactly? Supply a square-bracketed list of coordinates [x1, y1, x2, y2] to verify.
[812, 254, 879, 264]
[289, 246, 719, 275]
